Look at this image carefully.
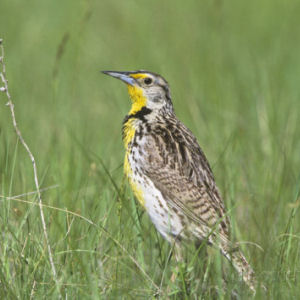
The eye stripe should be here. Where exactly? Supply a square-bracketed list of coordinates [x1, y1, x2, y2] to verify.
[130, 73, 148, 79]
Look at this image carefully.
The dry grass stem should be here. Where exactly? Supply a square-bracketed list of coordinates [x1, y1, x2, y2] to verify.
[0, 39, 60, 294]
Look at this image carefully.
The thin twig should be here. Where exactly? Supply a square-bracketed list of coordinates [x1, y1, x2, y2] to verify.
[30, 280, 37, 300]
[0, 39, 60, 292]
[0, 184, 59, 200]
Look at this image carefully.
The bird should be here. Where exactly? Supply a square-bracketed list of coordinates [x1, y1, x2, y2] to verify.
[102, 70, 256, 292]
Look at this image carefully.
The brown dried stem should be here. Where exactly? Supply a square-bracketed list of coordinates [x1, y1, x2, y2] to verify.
[0, 38, 60, 293]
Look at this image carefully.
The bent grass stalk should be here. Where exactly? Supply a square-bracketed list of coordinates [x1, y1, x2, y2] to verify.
[0, 38, 61, 296]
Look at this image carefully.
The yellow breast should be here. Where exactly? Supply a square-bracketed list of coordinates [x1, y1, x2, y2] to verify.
[122, 84, 148, 208]
[123, 118, 136, 148]
[124, 152, 145, 207]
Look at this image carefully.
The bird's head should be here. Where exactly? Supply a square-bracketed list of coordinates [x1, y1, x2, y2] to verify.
[102, 70, 173, 115]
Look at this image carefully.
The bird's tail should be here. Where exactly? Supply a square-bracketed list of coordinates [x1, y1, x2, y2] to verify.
[221, 246, 256, 293]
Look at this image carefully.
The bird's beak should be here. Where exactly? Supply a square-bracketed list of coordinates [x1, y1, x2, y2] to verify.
[102, 71, 136, 86]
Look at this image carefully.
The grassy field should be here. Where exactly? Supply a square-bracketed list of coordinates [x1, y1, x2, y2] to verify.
[1, 0, 300, 298]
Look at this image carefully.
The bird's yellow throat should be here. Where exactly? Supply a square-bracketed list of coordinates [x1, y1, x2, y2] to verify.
[127, 85, 147, 115]
[122, 85, 147, 148]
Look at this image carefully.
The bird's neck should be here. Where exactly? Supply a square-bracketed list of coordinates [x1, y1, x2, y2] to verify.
[127, 85, 147, 115]
[122, 106, 152, 148]
[122, 85, 150, 148]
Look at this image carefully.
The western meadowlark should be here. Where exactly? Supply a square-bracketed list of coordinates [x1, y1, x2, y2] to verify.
[102, 70, 256, 292]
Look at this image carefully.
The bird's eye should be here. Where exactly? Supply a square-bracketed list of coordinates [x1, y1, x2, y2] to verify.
[144, 77, 152, 85]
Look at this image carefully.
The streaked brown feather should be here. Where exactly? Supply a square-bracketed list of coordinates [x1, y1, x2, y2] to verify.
[143, 114, 230, 237]
[138, 113, 256, 291]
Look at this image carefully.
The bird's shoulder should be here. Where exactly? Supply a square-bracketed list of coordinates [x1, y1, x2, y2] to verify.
[142, 115, 216, 190]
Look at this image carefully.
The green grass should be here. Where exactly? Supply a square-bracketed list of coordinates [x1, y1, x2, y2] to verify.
[1, 0, 300, 298]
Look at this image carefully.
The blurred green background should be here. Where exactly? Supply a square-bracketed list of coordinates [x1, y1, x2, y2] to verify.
[1, 0, 300, 298]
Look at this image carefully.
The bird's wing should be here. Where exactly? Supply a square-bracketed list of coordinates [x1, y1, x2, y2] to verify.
[137, 118, 256, 290]
[143, 120, 230, 239]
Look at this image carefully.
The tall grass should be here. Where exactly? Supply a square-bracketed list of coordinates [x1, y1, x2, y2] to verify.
[0, 0, 300, 298]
